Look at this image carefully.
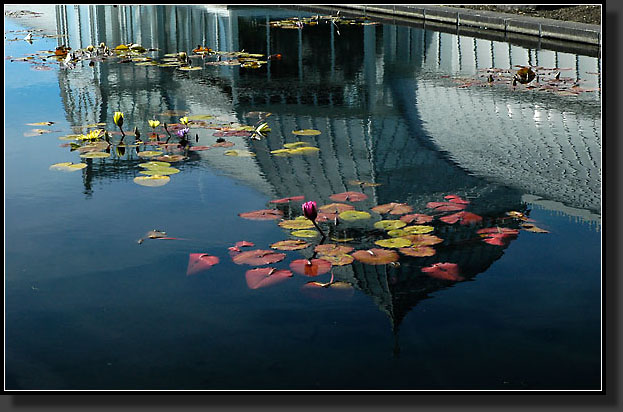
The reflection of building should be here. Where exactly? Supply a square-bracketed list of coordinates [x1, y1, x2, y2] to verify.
[12, 5, 600, 336]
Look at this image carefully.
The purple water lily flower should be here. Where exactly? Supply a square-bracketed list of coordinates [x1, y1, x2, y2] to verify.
[176, 127, 190, 139]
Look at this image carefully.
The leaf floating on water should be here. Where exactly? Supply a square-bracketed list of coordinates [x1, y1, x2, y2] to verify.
[399, 246, 436, 257]
[401, 234, 444, 247]
[477, 227, 519, 246]
[137, 150, 163, 158]
[270, 239, 311, 251]
[278, 217, 315, 230]
[319, 203, 355, 214]
[24, 128, 53, 137]
[421, 262, 463, 281]
[291, 129, 321, 136]
[211, 141, 235, 148]
[338, 210, 371, 221]
[177, 66, 202, 71]
[439, 211, 482, 225]
[400, 213, 434, 224]
[224, 149, 256, 157]
[289, 258, 332, 277]
[507, 211, 529, 221]
[348, 179, 381, 187]
[426, 201, 468, 212]
[270, 195, 305, 204]
[49, 162, 87, 172]
[315, 254, 354, 266]
[403, 225, 435, 234]
[139, 167, 180, 176]
[139, 161, 172, 168]
[374, 220, 407, 231]
[444, 194, 470, 205]
[188, 146, 212, 151]
[245, 267, 293, 289]
[26, 121, 55, 126]
[232, 249, 286, 266]
[314, 244, 354, 255]
[58, 134, 84, 141]
[133, 175, 170, 187]
[186, 253, 220, 276]
[155, 154, 187, 162]
[329, 191, 369, 202]
[235, 240, 255, 248]
[371, 202, 413, 215]
[374, 237, 412, 248]
[79, 151, 111, 158]
[291, 229, 320, 238]
[520, 223, 549, 233]
[238, 209, 284, 221]
[352, 248, 399, 265]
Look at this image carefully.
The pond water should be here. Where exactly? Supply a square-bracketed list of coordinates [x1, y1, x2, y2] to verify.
[4, 5, 602, 391]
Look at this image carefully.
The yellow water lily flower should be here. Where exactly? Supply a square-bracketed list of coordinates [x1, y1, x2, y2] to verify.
[179, 116, 189, 125]
[113, 112, 124, 128]
[76, 129, 104, 141]
[148, 119, 161, 129]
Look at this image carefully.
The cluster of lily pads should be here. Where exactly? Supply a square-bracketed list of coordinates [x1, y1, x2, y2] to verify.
[451, 65, 600, 96]
[268, 13, 378, 32]
[181, 190, 549, 292]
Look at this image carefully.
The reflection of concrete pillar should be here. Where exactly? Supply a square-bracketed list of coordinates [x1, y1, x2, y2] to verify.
[363, 24, 376, 110]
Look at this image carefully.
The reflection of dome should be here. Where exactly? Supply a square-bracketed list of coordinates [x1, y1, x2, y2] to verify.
[415, 79, 601, 216]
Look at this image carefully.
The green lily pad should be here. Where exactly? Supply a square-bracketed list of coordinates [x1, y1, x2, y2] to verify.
[403, 225, 435, 234]
[49, 162, 87, 172]
[338, 210, 371, 221]
[374, 237, 413, 248]
[137, 150, 163, 158]
[374, 220, 407, 231]
[133, 175, 170, 187]
[139, 161, 172, 168]
[291, 229, 320, 238]
[79, 151, 111, 158]
[292, 129, 321, 136]
[278, 217, 315, 230]
[139, 167, 180, 176]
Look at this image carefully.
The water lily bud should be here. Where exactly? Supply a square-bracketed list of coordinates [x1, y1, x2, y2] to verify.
[302, 201, 318, 221]
[113, 111, 124, 128]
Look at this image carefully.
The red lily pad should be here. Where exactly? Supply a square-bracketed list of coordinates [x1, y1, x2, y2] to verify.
[316, 254, 354, 266]
[400, 213, 434, 224]
[289, 258, 332, 277]
[329, 191, 369, 202]
[444, 194, 470, 204]
[439, 211, 483, 225]
[351, 248, 399, 265]
[245, 267, 293, 289]
[212, 141, 235, 148]
[270, 195, 305, 204]
[235, 240, 255, 248]
[421, 262, 464, 281]
[426, 202, 468, 212]
[232, 249, 286, 266]
[371, 202, 413, 215]
[186, 253, 220, 276]
[401, 234, 444, 247]
[477, 227, 519, 246]
[188, 146, 212, 151]
[238, 209, 284, 221]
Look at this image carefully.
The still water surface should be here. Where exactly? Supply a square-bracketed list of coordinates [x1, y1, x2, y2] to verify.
[4, 5, 601, 390]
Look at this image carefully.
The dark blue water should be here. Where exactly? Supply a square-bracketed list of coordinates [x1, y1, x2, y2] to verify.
[4, 5, 601, 391]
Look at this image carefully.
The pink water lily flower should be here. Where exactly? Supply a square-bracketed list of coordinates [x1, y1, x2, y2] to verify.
[302, 201, 318, 221]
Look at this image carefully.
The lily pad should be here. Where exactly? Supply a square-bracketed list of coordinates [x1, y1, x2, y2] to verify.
[137, 150, 163, 158]
[188, 146, 212, 151]
[444, 194, 470, 205]
[232, 249, 286, 266]
[401, 234, 444, 247]
[270, 239, 311, 251]
[421, 262, 464, 281]
[291, 229, 320, 238]
[315, 254, 354, 266]
[49, 162, 87, 172]
[439, 211, 482, 225]
[245, 268, 293, 289]
[330, 191, 369, 202]
[278, 217, 315, 230]
[133, 175, 170, 187]
[399, 246, 436, 257]
[403, 225, 435, 234]
[338, 210, 371, 221]
[79, 151, 111, 158]
[374, 220, 407, 231]
[426, 201, 467, 212]
[238, 209, 284, 221]
[477, 227, 519, 246]
[314, 244, 354, 255]
[155, 154, 187, 162]
[186, 253, 220, 276]
[270, 195, 305, 204]
[400, 213, 434, 224]
[139, 161, 171, 168]
[371, 202, 413, 215]
[520, 223, 549, 233]
[374, 237, 412, 248]
[351, 248, 399, 265]
[283, 142, 313, 149]
[139, 167, 180, 176]
[289, 258, 332, 277]
[319, 203, 355, 214]
[292, 129, 321, 136]
[224, 149, 256, 157]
